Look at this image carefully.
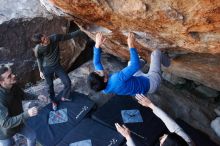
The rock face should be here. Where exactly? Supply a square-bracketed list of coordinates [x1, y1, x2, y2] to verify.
[41, 0, 220, 91]
[162, 72, 186, 85]
[195, 85, 219, 98]
[211, 117, 220, 138]
[26, 54, 220, 144]
[0, 0, 91, 86]
[0, 0, 53, 24]
[0, 17, 90, 86]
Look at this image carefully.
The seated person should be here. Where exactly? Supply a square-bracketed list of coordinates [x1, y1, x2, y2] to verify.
[0, 65, 38, 146]
[88, 32, 170, 96]
[115, 94, 195, 146]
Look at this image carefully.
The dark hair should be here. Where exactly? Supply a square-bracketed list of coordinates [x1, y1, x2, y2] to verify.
[31, 33, 43, 44]
[162, 133, 188, 146]
[0, 65, 9, 81]
[87, 72, 107, 92]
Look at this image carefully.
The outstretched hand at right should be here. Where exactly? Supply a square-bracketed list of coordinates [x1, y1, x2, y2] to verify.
[95, 32, 106, 48]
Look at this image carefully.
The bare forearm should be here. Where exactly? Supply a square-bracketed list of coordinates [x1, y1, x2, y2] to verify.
[126, 137, 136, 146]
[151, 105, 192, 143]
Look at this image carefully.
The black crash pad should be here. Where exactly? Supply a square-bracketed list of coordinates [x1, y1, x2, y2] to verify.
[57, 118, 125, 146]
[27, 92, 95, 146]
[92, 96, 168, 146]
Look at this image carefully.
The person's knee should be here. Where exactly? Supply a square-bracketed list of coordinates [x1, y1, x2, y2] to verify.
[26, 136, 36, 143]
[25, 131, 36, 142]
[0, 138, 14, 146]
[26, 138, 36, 146]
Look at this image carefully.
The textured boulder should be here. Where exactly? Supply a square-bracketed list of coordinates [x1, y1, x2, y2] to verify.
[195, 85, 219, 98]
[41, 0, 220, 91]
[162, 72, 186, 85]
[215, 107, 220, 116]
[211, 117, 220, 138]
[0, 0, 53, 24]
[0, 0, 91, 85]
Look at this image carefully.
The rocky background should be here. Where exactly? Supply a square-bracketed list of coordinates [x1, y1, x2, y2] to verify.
[0, 0, 220, 145]
[0, 0, 93, 86]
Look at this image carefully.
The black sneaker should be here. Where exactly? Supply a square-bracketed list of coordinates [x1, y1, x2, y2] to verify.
[61, 97, 71, 102]
[52, 102, 58, 111]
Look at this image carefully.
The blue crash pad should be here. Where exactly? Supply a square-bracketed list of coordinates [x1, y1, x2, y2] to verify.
[27, 92, 95, 146]
[57, 118, 124, 146]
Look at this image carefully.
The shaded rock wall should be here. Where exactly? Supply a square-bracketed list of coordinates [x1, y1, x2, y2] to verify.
[42, 0, 220, 91]
[0, 17, 90, 86]
[0, 0, 53, 24]
[0, 0, 92, 86]
[150, 83, 219, 144]
[163, 53, 220, 91]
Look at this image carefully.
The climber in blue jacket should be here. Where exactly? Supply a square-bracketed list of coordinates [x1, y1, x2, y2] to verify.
[87, 32, 170, 96]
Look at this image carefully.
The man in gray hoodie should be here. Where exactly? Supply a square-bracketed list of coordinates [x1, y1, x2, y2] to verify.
[32, 31, 80, 110]
[0, 65, 38, 146]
